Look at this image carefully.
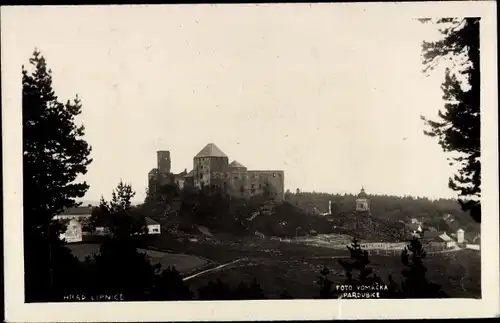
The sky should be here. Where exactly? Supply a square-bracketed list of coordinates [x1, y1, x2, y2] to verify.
[3, 4, 460, 203]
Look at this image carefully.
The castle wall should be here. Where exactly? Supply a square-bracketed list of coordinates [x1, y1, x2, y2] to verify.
[248, 170, 285, 201]
[207, 169, 284, 201]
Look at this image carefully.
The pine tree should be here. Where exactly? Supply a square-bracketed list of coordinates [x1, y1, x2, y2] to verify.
[338, 238, 385, 288]
[23, 50, 93, 231]
[151, 266, 193, 300]
[399, 238, 447, 298]
[98, 180, 145, 238]
[22, 49, 92, 301]
[419, 18, 481, 222]
[316, 266, 335, 298]
[198, 279, 232, 300]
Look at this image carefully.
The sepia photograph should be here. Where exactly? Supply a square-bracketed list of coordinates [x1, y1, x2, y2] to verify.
[2, 2, 498, 322]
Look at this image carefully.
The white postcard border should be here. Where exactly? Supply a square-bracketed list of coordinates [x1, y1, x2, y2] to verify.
[2, 2, 499, 321]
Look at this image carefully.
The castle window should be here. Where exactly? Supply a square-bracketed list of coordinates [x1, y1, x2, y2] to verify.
[273, 173, 276, 177]
[234, 176, 238, 180]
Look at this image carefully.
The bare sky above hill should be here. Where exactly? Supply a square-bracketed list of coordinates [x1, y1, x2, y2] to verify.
[3, 4, 461, 203]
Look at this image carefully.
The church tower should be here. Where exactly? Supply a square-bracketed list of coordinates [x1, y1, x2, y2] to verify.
[355, 186, 370, 213]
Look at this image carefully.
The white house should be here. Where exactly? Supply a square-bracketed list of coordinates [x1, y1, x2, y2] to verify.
[59, 218, 83, 243]
[145, 217, 161, 235]
[439, 232, 456, 249]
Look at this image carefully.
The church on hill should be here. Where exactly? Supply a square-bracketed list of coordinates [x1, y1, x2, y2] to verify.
[355, 186, 371, 214]
[148, 143, 285, 201]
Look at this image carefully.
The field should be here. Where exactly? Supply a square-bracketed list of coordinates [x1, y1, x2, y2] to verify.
[67, 243, 209, 274]
[142, 234, 481, 299]
[67, 233, 481, 299]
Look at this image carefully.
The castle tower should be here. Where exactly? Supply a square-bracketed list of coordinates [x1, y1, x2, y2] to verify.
[193, 143, 229, 189]
[355, 186, 370, 213]
[157, 150, 171, 174]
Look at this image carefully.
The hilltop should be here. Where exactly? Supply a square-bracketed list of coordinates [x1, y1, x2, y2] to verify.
[136, 186, 478, 243]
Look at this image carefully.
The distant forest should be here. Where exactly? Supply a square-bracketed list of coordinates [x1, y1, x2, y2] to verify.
[284, 191, 479, 233]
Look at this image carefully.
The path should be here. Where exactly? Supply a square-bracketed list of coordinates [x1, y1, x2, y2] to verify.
[182, 258, 246, 282]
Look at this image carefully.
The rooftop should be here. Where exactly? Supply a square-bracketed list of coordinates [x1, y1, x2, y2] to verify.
[357, 187, 368, 198]
[229, 160, 246, 168]
[61, 206, 94, 215]
[145, 217, 160, 226]
[194, 143, 228, 158]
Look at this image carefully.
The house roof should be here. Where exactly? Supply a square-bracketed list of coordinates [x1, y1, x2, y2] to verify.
[185, 169, 194, 177]
[194, 143, 228, 158]
[149, 168, 158, 175]
[357, 187, 368, 198]
[438, 232, 453, 242]
[408, 223, 422, 231]
[229, 160, 246, 168]
[61, 206, 93, 215]
[145, 217, 159, 226]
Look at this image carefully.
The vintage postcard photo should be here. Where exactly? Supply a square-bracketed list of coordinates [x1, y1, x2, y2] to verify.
[2, 2, 499, 322]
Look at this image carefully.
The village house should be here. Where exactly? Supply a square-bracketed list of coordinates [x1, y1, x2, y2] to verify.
[59, 218, 83, 243]
[53, 206, 94, 242]
[146, 217, 161, 235]
[53, 205, 93, 221]
[407, 222, 423, 238]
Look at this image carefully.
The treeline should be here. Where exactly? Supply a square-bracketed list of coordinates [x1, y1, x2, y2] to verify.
[285, 191, 478, 233]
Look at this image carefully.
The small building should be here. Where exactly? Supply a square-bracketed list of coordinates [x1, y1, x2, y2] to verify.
[59, 218, 83, 243]
[456, 228, 465, 244]
[146, 217, 161, 235]
[355, 187, 370, 213]
[438, 232, 456, 249]
[408, 223, 423, 237]
[53, 206, 93, 221]
[411, 218, 421, 225]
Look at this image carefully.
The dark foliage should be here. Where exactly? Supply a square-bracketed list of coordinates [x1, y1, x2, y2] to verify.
[338, 238, 386, 287]
[197, 278, 266, 300]
[279, 289, 293, 299]
[23, 49, 93, 302]
[150, 266, 194, 300]
[80, 238, 159, 300]
[144, 179, 181, 216]
[420, 18, 481, 222]
[90, 181, 147, 238]
[316, 266, 335, 299]
[397, 238, 448, 298]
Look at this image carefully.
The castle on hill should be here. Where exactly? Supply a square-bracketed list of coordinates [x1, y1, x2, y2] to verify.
[148, 143, 285, 201]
